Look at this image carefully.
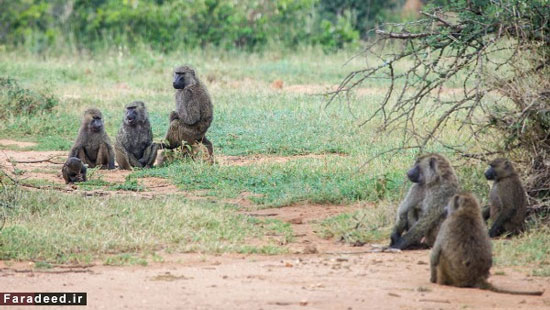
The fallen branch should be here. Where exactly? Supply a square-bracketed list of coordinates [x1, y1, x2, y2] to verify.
[12, 155, 65, 164]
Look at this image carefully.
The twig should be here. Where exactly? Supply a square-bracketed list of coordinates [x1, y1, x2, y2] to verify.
[375, 30, 435, 39]
[12, 155, 65, 164]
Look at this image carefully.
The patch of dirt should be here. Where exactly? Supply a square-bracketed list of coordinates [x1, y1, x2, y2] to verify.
[243, 203, 366, 254]
[0, 150, 67, 184]
[0, 149, 181, 197]
[1, 252, 548, 310]
[0, 139, 37, 148]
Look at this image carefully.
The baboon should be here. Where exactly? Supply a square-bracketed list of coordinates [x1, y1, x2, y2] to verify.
[430, 192, 543, 296]
[483, 158, 527, 237]
[390, 153, 459, 250]
[115, 101, 159, 170]
[62, 157, 87, 184]
[69, 108, 115, 169]
[164, 65, 213, 155]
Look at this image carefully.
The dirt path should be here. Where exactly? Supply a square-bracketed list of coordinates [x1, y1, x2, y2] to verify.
[243, 203, 366, 254]
[2, 251, 548, 310]
[1, 143, 549, 309]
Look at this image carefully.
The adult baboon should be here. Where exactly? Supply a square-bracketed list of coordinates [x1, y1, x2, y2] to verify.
[69, 108, 115, 169]
[390, 153, 459, 250]
[430, 192, 543, 296]
[62, 157, 87, 184]
[164, 65, 213, 155]
[483, 158, 527, 237]
[115, 101, 159, 170]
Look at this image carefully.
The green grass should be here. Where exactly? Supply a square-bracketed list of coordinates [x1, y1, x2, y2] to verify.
[317, 202, 396, 245]
[493, 221, 550, 276]
[134, 157, 405, 208]
[0, 48, 547, 272]
[0, 191, 291, 264]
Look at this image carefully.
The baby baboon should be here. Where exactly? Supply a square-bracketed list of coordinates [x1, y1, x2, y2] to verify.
[164, 65, 213, 155]
[62, 157, 87, 184]
[69, 108, 115, 169]
[430, 192, 543, 296]
[484, 158, 527, 237]
[115, 101, 159, 170]
[390, 153, 459, 250]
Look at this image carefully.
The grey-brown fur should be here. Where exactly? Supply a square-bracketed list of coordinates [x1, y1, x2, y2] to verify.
[69, 108, 115, 169]
[431, 192, 543, 296]
[164, 65, 213, 155]
[390, 153, 459, 250]
[115, 101, 159, 170]
[62, 157, 87, 184]
[483, 158, 527, 237]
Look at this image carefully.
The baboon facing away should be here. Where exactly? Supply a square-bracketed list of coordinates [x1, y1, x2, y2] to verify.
[115, 101, 159, 170]
[69, 108, 115, 169]
[62, 157, 87, 184]
[431, 192, 543, 296]
[483, 158, 527, 237]
[390, 153, 459, 250]
[164, 65, 213, 155]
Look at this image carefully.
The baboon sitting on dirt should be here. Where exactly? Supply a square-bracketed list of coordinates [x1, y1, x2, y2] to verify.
[430, 192, 543, 296]
[115, 101, 159, 170]
[69, 108, 115, 169]
[390, 153, 459, 250]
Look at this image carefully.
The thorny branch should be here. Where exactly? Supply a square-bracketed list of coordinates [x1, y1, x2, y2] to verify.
[328, 1, 550, 206]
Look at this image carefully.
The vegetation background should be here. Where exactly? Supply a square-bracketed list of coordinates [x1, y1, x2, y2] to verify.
[0, 0, 423, 52]
[0, 0, 548, 278]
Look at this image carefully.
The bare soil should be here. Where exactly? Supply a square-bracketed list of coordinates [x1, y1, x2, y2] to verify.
[1, 251, 548, 310]
[1, 142, 549, 309]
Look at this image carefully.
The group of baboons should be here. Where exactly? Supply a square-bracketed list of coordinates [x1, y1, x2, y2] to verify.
[59, 65, 543, 296]
[61, 65, 213, 183]
[390, 154, 542, 295]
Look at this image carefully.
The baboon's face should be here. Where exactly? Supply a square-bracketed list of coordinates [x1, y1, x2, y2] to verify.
[87, 113, 104, 133]
[173, 66, 195, 89]
[485, 158, 513, 181]
[407, 155, 437, 184]
[65, 158, 84, 181]
[124, 102, 146, 126]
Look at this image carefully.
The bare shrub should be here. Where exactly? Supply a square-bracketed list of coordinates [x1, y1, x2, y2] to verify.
[330, 0, 550, 208]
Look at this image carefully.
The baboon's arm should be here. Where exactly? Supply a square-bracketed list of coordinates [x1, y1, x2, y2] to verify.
[487, 193, 506, 237]
[116, 143, 141, 168]
[392, 188, 450, 249]
[127, 152, 143, 167]
[393, 212, 439, 249]
[69, 144, 82, 158]
[140, 143, 159, 167]
[80, 165, 87, 182]
[105, 142, 116, 170]
[489, 206, 516, 237]
[481, 205, 491, 221]
[390, 185, 423, 245]
[178, 90, 201, 125]
[430, 241, 442, 283]
[76, 148, 94, 166]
